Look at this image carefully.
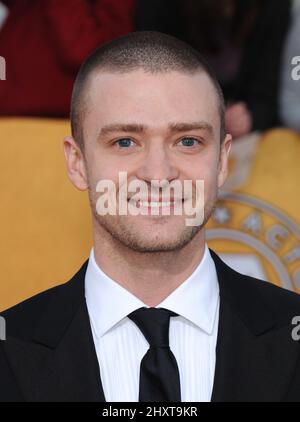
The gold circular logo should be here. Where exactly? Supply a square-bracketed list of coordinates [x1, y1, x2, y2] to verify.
[207, 192, 300, 292]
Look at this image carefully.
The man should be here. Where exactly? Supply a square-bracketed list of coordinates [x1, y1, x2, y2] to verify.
[1, 31, 300, 402]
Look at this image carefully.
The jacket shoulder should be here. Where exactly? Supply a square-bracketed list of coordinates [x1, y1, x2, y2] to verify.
[0, 260, 88, 341]
[241, 271, 300, 312]
[0, 282, 68, 340]
[210, 249, 300, 327]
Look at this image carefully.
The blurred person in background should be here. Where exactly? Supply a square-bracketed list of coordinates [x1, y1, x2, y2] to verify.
[0, 0, 135, 117]
[279, 0, 300, 133]
[136, 0, 291, 139]
[0, 1, 8, 29]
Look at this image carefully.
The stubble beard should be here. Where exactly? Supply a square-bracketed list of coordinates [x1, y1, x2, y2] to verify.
[90, 191, 218, 253]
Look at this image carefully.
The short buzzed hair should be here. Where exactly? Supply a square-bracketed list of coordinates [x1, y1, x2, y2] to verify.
[70, 31, 226, 149]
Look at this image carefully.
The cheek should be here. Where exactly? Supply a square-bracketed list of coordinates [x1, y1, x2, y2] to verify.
[85, 152, 116, 183]
[88, 149, 136, 184]
[195, 167, 219, 203]
[85, 163, 118, 194]
[192, 159, 219, 185]
[204, 175, 219, 201]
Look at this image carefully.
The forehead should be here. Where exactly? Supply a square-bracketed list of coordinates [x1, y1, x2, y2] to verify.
[83, 69, 220, 137]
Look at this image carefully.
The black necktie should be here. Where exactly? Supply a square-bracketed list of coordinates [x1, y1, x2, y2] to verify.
[127, 306, 181, 402]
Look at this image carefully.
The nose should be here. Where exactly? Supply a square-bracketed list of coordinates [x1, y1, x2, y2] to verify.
[135, 141, 179, 184]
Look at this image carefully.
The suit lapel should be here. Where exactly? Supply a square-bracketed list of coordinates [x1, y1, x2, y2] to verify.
[3, 261, 106, 402]
[210, 250, 300, 402]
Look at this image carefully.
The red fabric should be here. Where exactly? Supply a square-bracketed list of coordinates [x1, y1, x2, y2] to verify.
[0, 0, 135, 117]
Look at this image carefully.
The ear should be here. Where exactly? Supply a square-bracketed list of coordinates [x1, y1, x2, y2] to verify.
[63, 136, 88, 191]
[217, 133, 232, 188]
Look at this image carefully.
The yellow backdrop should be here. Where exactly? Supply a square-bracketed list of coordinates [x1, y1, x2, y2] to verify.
[1, 118, 300, 310]
[0, 118, 92, 310]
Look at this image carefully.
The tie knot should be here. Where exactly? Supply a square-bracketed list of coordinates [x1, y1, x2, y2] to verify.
[128, 307, 179, 348]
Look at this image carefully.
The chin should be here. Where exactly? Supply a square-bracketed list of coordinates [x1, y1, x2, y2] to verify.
[124, 227, 200, 253]
[125, 241, 186, 253]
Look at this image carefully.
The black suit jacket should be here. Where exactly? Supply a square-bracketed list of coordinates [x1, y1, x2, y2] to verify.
[1, 249, 300, 402]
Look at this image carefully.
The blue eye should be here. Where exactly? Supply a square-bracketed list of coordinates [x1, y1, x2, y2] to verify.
[179, 137, 200, 147]
[115, 138, 134, 148]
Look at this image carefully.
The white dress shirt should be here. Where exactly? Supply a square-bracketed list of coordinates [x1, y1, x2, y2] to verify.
[85, 243, 220, 402]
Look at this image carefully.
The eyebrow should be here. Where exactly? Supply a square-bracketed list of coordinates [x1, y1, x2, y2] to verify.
[98, 121, 214, 138]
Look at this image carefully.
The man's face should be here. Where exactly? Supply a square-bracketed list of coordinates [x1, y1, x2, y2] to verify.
[65, 69, 231, 252]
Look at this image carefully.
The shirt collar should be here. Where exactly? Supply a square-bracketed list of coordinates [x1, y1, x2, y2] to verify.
[85, 244, 219, 339]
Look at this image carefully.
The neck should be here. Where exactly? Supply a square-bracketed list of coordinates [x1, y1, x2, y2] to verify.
[92, 224, 206, 307]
